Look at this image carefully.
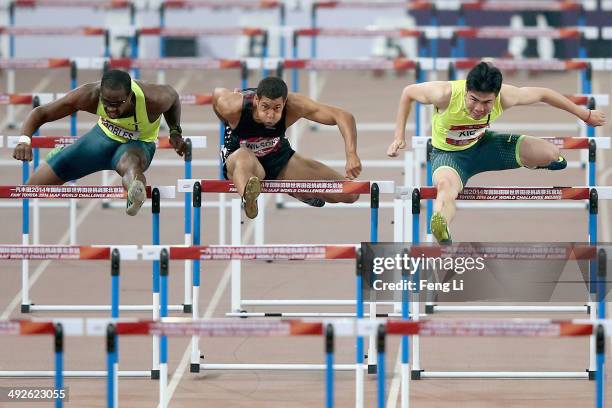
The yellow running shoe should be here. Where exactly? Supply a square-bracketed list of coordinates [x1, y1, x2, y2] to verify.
[430, 212, 452, 244]
[126, 179, 146, 216]
[243, 176, 261, 219]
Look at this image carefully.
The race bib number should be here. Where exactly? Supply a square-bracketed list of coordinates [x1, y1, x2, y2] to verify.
[241, 137, 281, 157]
[99, 118, 140, 141]
[445, 123, 488, 146]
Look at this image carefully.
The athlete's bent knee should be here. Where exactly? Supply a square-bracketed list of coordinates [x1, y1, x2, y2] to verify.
[436, 177, 452, 191]
[435, 177, 460, 199]
[118, 151, 146, 171]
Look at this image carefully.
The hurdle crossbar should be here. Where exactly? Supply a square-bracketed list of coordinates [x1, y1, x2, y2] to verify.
[5, 135, 207, 149]
[5, 316, 606, 338]
[398, 186, 612, 200]
[178, 179, 395, 194]
[11, 0, 132, 9]
[0, 185, 176, 199]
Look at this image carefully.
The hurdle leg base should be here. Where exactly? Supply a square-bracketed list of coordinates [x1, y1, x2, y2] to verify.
[190, 363, 200, 373]
[101, 202, 111, 209]
[21, 304, 31, 313]
[367, 365, 377, 374]
[425, 304, 435, 314]
[151, 369, 160, 380]
[588, 370, 595, 380]
[183, 304, 192, 313]
[411, 369, 423, 380]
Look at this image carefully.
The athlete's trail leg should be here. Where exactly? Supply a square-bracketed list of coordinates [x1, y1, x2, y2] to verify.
[277, 153, 359, 204]
[519, 136, 565, 169]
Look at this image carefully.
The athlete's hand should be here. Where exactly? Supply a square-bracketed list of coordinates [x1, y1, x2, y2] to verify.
[13, 140, 33, 162]
[345, 152, 362, 179]
[584, 109, 606, 127]
[387, 138, 406, 157]
[169, 133, 186, 157]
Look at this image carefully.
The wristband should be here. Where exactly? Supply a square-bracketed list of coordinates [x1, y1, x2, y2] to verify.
[584, 110, 591, 123]
[18, 135, 31, 145]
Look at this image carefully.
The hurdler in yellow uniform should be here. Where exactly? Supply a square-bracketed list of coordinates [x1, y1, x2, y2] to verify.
[430, 79, 528, 243]
[387, 62, 605, 243]
[45, 81, 160, 215]
[13, 69, 185, 216]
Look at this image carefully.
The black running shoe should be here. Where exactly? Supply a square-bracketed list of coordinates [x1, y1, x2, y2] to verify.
[537, 156, 567, 171]
[298, 196, 326, 207]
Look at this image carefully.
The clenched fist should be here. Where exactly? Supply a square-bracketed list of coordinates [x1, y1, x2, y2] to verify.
[13, 137, 33, 162]
[386, 138, 406, 157]
[345, 152, 362, 180]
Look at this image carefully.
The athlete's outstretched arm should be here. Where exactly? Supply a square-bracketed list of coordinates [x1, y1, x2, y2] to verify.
[288, 93, 361, 179]
[500, 84, 606, 127]
[157, 85, 185, 156]
[13, 84, 97, 161]
[387, 81, 450, 157]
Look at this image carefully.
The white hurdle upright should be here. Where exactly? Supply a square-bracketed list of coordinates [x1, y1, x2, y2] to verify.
[181, 178, 406, 380]
[178, 179, 396, 314]
[3, 316, 606, 407]
[398, 185, 612, 380]
[0, 184, 177, 314]
[0, 245, 159, 378]
[5, 133, 208, 314]
[141, 245, 361, 373]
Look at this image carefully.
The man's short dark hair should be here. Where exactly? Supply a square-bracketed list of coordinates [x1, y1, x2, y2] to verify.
[256, 77, 288, 100]
[101, 69, 132, 95]
[466, 62, 503, 95]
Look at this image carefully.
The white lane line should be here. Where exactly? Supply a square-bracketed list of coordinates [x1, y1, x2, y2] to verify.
[600, 166, 611, 243]
[593, 78, 611, 341]
[171, 72, 193, 100]
[160, 217, 257, 407]
[386, 344, 402, 408]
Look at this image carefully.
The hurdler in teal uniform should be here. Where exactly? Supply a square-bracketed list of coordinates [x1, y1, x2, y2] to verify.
[13, 69, 186, 216]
